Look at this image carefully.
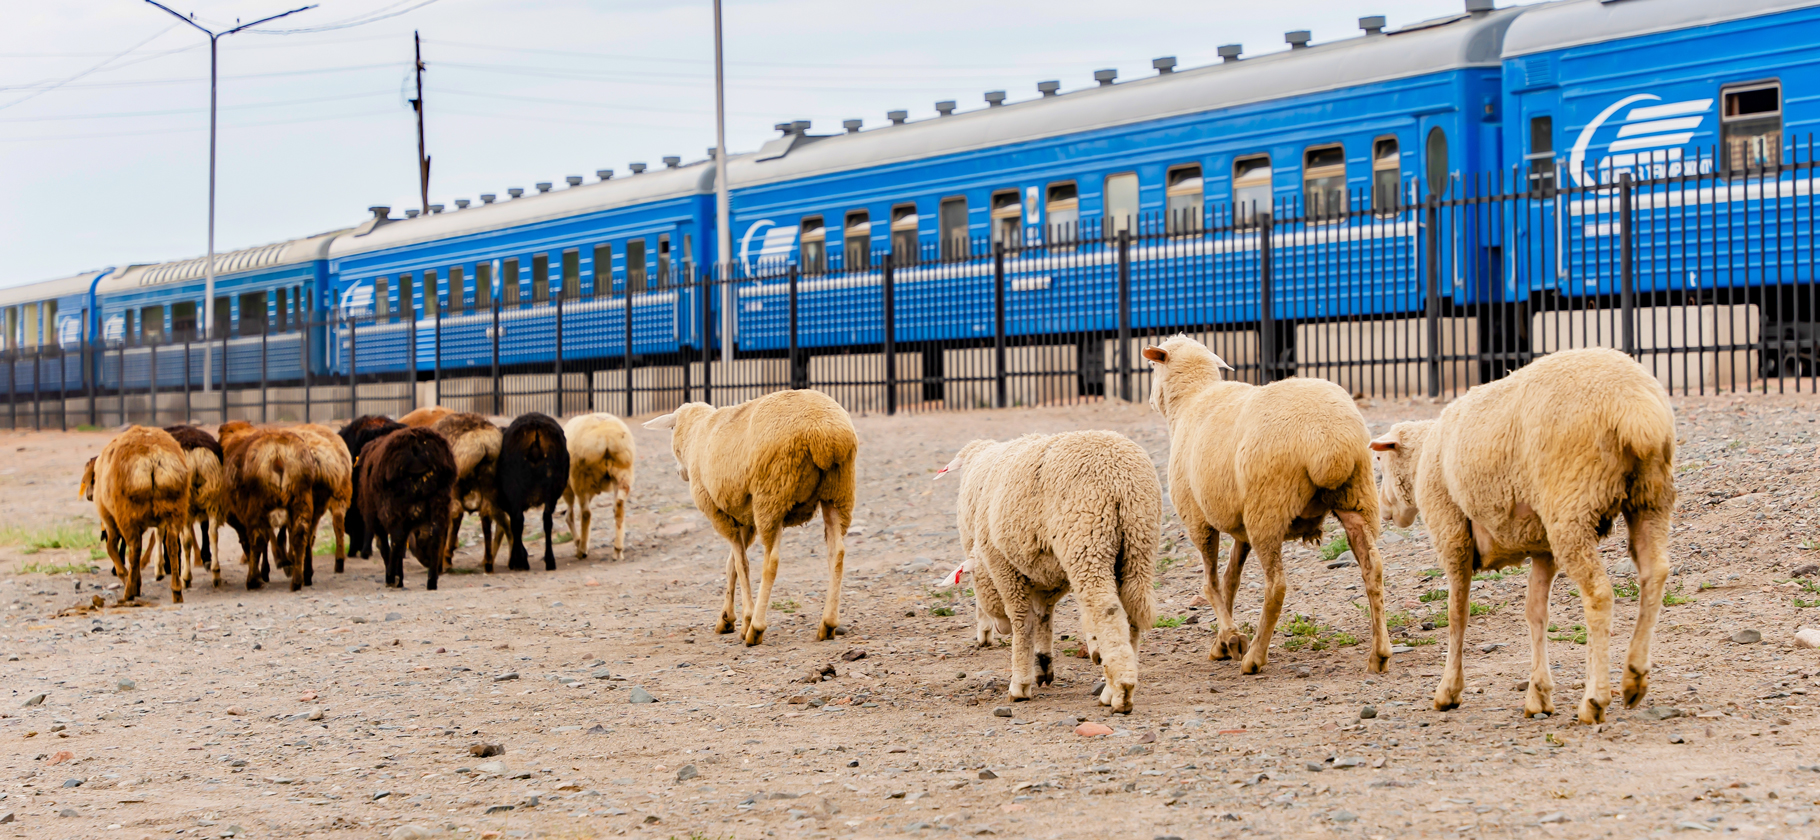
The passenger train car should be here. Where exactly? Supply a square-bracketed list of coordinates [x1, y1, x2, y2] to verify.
[1, 0, 1812, 396]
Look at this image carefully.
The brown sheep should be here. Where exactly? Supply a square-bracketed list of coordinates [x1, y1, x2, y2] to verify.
[356, 426, 456, 590]
[90, 427, 191, 603]
[220, 422, 317, 591]
[400, 405, 455, 428]
[431, 411, 509, 572]
[337, 415, 407, 560]
[164, 425, 227, 589]
[294, 423, 354, 575]
[1370, 348, 1676, 724]
[644, 390, 858, 646]
[938, 432, 1160, 713]
[1142, 334, 1388, 675]
[561, 413, 636, 561]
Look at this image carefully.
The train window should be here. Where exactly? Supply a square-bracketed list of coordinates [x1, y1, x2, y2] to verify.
[399, 273, 416, 321]
[502, 259, 521, 306]
[446, 267, 464, 315]
[1425, 127, 1448, 196]
[240, 291, 268, 335]
[1045, 182, 1078, 243]
[657, 234, 671, 289]
[3, 307, 13, 350]
[275, 288, 289, 332]
[1303, 145, 1346, 218]
[990, 190, 1022, 249]
[172, 302, 196, 342]
[1233, 155, 1272, 225]
[424, 270, 439, 318]
[682, 234, 693, 272]
[561, 250, 580, 301]
[213, 296, 230, 339]
[21, 303, 37, 347]
[800, 217, 826, 273]
[530, 254, 549, 305]
[1723, 82, 1781, 172]
[45, 301, 57, 345]
[591, 245, 613, 297]
[1165, 165, 1203, 234]
[1104, 173, 1138, 237]
[1372, 137, 1401, 213]
[475, 262, 493, 309]
[844, 210, 871, 269]
[1526, 118, 1555, 195]
[373, 279, 388, 319]
[939, 198, 969, 260]
[890, 204, 919, 264]
[626, 240, 647, 293]
[141, 305, 164, 343]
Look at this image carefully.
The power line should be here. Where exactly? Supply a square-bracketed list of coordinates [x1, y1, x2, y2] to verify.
[0, 89, 393, 123]
[0, 24, 180, 112]
[421, 38, 1093, 71]
[242, 0, 443, 34]
[0, 61, 400, 92]
[0, 106, 398, 143]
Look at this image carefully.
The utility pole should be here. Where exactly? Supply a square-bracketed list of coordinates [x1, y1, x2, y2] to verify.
[143, 0, 315, 393]
[410, 31, 430, 216]
[712, 0, 733, 364]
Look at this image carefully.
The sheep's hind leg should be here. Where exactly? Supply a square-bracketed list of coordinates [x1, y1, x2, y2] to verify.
[1238, 539, 1285, 675]
[1434, 559, 1475, 712]
[743, 519, 784, 646]
[330, 506, 347, 573]
[577, 492, 595, 561]
[716, 545, 741, 634]
[1189, 520, 1244, 661]
[1217, 539, 1252, 660]
[164, 524, 184, 604]
[1554, 525, 1613, 725]
[1336, 510, 1390, 673]
[613, 486, 628, 561]
[540, 503, 558, 571]
[1524, 555, 1558, 717]
[506, 509, 530, 571]
[817, 500, 849, 641]
[1031, 593, 1058, 687]
[565, 488, 587, 561]
[996, 569, 1038, 701]
[1623, 508, 1672, 709]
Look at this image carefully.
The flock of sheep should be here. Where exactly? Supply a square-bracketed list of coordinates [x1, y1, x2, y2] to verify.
[68, 335, 1677, 727]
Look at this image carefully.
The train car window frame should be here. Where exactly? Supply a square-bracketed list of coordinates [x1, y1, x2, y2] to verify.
[274, 288, 289, 332]
[140, 304, 164, 344]
[501, 259, 521, 306]
[890, 204, 919, 265]
[212, 296, 230, 340]
[1103, 172, 1139, 237]
[592, 244, 613, 297]
[1723, 80, 1782, 174]
[843, 210, 871, 270]
[373, 278, 390, 321]
[475, 262, 494, 309]
[1045, 182, 1079, 244]
[1232, 155, 1273, 226]
[657, 234, 672, 289]
[239, 290, 269, 335]
[1425, 127, 1449, 196]
[1525, 117, 1555, 196]
[625, 240, 647, 294]
[398, 274, 415, 322]
[1165, 164, 1204, 234]
[1371, 137, 1401, 214]
[172, 302, 196, 342]
[938, 197, 969, 260]
[3, 307, 14, 350]
[682, 234, 693, 274]
[423, 269, 439, 318]
[990, 190, 1023, 249]
[530, 254, 549, 305]
[447, 266, 465, 315]
[561, 249, 580, 301]
[800, 216, 827, 274]
[1302, 144, 1347, 219]
[21, 303, 37, 348]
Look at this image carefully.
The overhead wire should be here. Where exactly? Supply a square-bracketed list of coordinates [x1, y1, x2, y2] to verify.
[0, 23, 180, 112]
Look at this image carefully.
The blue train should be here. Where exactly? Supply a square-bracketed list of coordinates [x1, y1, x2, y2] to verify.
[4, 0, 1812, 393]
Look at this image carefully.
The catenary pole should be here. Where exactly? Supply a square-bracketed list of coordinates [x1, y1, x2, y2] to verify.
[411, 31, 430, 216]
[713, 0, 733, 364]
[142, 1, 315, 393]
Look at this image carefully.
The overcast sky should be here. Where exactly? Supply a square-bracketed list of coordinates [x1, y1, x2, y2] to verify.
[1, 0, 1542, 288]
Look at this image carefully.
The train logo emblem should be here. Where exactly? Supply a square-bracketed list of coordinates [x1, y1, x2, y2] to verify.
[1570, 94, 1713, 187]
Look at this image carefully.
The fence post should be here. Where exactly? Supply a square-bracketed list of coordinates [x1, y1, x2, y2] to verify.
[5, 350, 13, 430]
[118, 340, 126, 427]
[490, 298, 501, 416]
[302, 317, 311, 423]
[85, 336, 96, 428]
[554, 290, 564, 416]
[993, 242, 1007, 408]
[348, 314, 358, 421]
[1424, 197, 1442, 398]
[1258, 211, 1277, 383]
[883, 255, 897, 415]
[149, 342, 159, 427]
[699, 266, 712, 406]
[183, 338, 192, 425]
[787, 263, 801, 389]
[1116, 229, 1132, 402]
[407, 307, 418, 413]
[623, 284, 633, 417]
[433, 301, 442, 409]
[30, 347, 40, 431]
[259, 329, 268, 423]
[1618, 172, 1636, 359]
[219, 330, 228, 424]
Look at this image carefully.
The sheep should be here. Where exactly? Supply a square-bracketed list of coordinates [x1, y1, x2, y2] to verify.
[1142, 334, 1389, 675]
[644, 389, 857, 646]
[431, 411, 509, 572]
[561, 412, 636, 562]
[89, 427, 191, 603]
[356, 426, 456, 590]
[400, 405, 455, 428]
[293, 423, 355, 577]
[164, 425, 226, 589]
[220, 422, 317, 591]
[1369, 348, 1675, 724]
[496, 412, 571, 571]
[338, 415, 406, 560]
[78, 457, 125, 579]
[936, 431, 1159, 712]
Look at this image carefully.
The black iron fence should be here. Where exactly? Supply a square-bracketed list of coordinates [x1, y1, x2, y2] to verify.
[7, 144, 1819, 429]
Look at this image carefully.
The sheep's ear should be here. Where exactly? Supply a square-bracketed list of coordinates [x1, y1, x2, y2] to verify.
[1141, 346, 1168, 364]
[1369, 436, 1398, 452]
[643, 413, 678, 431]
[1209, 353, 1235, 371]
[933, 454, 963, 480]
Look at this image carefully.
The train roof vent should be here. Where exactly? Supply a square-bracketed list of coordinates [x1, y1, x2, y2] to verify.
[1465, 0, 1494, 12]
[887, 110, 907, 125]
[566, 175, 583, 187]
[935, 100, 956, 116]
[454, 199, 470, 209]
[535, 182, 553, 193]
[1359, 15, 1387, 34]
[368, 206, 391, 220]
[629, 163, 647, 174]
[596, 170, 613, 181]
[984, 90, 1006, 107]
[507, 187, 525, 198]
[663, 156, 681, 168]
[480, 194, 497, 204]
[1037, 80, 1060, 97]
[1093, 69, 1117, 86]
[1285, 30, 1311, 49]
[842, 119, 863, 133]
[1152, 57, 1176, 74]
[404, 209, 421, 218]
[1218, 44, 1242, 62]
[428, 204, 444, 214]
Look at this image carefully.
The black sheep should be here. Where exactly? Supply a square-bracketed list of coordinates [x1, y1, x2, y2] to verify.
[355, 427, 456, 590]
[338, 414, 406, 565]
[496, 412, 570, 571]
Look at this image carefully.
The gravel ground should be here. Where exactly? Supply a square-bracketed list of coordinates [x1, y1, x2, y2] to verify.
[0, 393, 1818, 840]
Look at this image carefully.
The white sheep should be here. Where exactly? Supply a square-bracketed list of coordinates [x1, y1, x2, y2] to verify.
[937, 431, 1159, 713]
[562, 412, 637, 561]
[644, 390, 858, 646]
[1370, 347, 1675, 724]
[1143, 334, 1389, 674]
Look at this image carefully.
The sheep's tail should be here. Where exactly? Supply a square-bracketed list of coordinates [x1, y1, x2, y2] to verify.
[1615, 388, 1678, 514]
[1115, 495, 1158, 633]
[1304, 443, 1359, 491]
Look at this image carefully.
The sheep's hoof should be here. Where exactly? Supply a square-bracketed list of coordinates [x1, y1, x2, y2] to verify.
[1622, 667, 1649, 708]
[290, 577, 304, 592]
[743, 625, 766, 646]
[1008, 683, 1033, 701]
[1106, 683, 1136, 714]
[1367, 649, 1390, 674]
[1239, 651, 1267, 675]
[1433, 690, 1462, 712]
[544, 558, 557, 571]
[246, 575, 263, 591]
[715, 614, 735, 634]
[335, 558, 345, 574]
[1577, 696, 1607, 725]
[816, 622, 837, 642]
[1524, 685, 1555, 717]
[1035, 653, 1054, 686]
[508, 560, 530, 572]
[171, 590, 183, 605]
[613, 548, 624, 561]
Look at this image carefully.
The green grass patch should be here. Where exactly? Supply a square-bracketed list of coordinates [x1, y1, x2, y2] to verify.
[771, 598, 800, 614]
[1473, 566, 1527, 582]
[1153, 615, 1185, 629]
[1662, 586, 1691, 606]
[929, 605, 955, 617]
[1284, 615, 1321, 637]
[73, 424, 105, 433]
[1468, 602, 1495, 616]
[1156, 554, 1185, 576]
[1421, 568, 1444, 580]
[1613, 580, 1641, 599]
[1418, 588, 1448, 603]
[0, 521, 103, 555]
[1549, 623, 1588, 645]
[1330, 631, 1360, 647]
[1698, 580, 1717, 591]
[1319, 535, 1351, 563]
[1404, 636, 1437, 646]
[18, 561, 99, 575]
[1384, 610, 1415, 631]
[1794, 597, 1820, 609]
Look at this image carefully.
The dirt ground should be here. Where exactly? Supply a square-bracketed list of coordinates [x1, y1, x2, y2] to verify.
[1, 392, 1819, 840]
